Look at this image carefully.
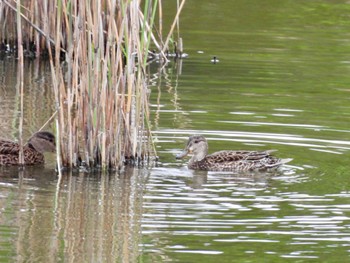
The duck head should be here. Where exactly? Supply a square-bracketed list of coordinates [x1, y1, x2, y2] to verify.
[28, 131, 56, 153]
[176, 135, 208, 162]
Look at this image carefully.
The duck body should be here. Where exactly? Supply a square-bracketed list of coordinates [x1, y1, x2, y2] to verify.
[176, 135, 292, 172]
[0, 131, 56, 165]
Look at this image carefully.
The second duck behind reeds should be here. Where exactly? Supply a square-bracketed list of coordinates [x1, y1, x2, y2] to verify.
[0, 131, 56, 165]
[176, 135, 292, 172]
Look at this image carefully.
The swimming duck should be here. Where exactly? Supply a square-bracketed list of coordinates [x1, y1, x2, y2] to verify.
[176, 135, 292, 172]
[0, 131, 56, 165]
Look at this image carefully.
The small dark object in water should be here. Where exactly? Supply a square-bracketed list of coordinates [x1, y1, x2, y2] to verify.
[211, 56, 219, 64]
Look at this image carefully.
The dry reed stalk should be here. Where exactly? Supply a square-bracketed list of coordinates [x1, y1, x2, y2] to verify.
[15, 0, 24, 165]
[2, 0, 184, 170]
[161, 0, 186, 55]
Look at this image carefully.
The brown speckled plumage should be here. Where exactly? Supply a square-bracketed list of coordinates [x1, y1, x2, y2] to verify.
[176, 135, 292, 172]
[0, 131, 56, 165]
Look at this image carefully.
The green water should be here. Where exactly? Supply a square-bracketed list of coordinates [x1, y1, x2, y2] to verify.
[1, 0, 350, 262]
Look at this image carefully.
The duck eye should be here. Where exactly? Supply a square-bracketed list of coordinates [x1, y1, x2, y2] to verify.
[194, 140, 199, 144]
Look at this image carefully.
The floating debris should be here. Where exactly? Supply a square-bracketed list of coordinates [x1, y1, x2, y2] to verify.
[211, 56, 219, 64]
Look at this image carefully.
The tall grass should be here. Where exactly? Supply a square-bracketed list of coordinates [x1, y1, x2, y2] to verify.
[1, 0, 186, 170]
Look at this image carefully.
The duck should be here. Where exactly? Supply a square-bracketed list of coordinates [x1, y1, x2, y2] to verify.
[0, 131, 56, 165]
[176, 135, 292, 172]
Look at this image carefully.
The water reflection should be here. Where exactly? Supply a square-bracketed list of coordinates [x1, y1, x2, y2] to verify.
[142, 166, 350, 261]
[0, 59, 55, 138]
[0, 167, 148, 262]
[0, 161, 349, 262]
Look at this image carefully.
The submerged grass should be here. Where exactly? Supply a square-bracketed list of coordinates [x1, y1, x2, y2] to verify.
[1, 0, 186, 170]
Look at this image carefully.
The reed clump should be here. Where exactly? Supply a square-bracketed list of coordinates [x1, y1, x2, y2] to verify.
[1, 0, 186, 170]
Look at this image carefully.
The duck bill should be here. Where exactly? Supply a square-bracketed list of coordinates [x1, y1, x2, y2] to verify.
[176, 149, 189, 159]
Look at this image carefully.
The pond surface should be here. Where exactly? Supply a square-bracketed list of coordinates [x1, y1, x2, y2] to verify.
[1, 0, 350, 262]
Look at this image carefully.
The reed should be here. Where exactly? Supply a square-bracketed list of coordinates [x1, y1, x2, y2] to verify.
[15, 0, 25, 165]
[1, 0, 186, 170]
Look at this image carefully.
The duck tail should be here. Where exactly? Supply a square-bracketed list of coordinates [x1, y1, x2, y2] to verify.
[279, 158, 293, 165]
[265, 150, 278, 154]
